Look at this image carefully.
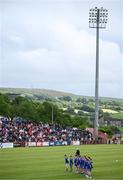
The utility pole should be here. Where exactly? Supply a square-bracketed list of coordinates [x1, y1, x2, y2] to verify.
[89, 7, 108, 139]
[52, 105, 54, 124]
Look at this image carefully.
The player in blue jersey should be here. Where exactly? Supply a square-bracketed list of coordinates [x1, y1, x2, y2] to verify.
[83, 156, 88, 176]
[76, 155, 81, 173]
[84, 156, 93, 179]
[74, 154, 78, 173]
[69, 155, 73, 172]
[86, 156, 93, 179]
[64, 154, 69, 172]
[80, 156, 85, 174]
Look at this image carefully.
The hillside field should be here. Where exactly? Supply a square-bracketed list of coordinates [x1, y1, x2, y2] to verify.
[0, 145, 123, 180]
[102, 109, 118, 114]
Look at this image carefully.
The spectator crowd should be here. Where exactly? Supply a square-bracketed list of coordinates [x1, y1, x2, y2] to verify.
[0, 117, 93, 145]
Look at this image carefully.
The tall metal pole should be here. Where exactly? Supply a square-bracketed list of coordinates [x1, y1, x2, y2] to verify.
[94, 9, 99, 139]
[52, 105, 53, 124]
[89, 7, 108, 140]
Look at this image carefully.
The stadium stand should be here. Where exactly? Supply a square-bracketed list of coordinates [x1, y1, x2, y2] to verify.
[0, 116, 108, 147]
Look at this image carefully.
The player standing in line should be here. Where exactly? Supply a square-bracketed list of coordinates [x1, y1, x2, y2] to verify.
[64, 154, 69, 172]
[74, 154, 78, 173]
[83, 156, 93, 179]
[80, 155, 85, 174]
[83, 156, 88, 176]
[69, 155, 73, 172]
[76, 155, 81, 173]
[86, 156, 93, 179]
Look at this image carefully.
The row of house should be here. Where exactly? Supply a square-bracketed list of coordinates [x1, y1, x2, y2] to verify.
[99, 117, 123, 127]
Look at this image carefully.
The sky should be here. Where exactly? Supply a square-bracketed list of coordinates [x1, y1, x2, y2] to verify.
[0, 0, 123, 98]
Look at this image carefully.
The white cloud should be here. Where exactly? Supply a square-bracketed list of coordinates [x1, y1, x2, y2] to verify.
[0, 0, 123, 98]
[8, 35, 23, 44]
[2, 20, 122, 98]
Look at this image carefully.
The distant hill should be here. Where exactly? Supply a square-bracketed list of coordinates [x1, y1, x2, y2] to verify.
[0, 87, 76, 98]
[0, 87, 123, 101]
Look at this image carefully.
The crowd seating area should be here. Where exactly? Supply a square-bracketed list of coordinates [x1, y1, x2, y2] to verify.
[0, 117, 93, 145]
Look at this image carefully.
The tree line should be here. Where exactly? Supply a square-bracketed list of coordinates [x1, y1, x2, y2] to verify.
[0, 93, 89, 129]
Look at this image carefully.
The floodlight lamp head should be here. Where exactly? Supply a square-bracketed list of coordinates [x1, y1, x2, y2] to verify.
[89, 7, 108, 28]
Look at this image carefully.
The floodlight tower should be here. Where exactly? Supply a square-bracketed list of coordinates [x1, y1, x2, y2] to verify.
[89, 7, 108, 140]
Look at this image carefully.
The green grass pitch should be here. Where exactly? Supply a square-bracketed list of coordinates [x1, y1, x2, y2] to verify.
[0, 145, 123, 179]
